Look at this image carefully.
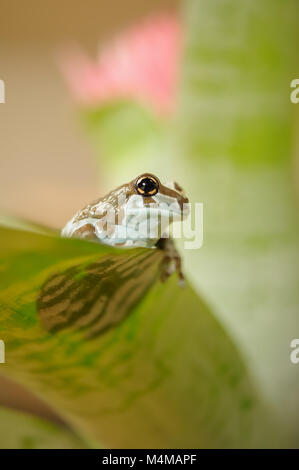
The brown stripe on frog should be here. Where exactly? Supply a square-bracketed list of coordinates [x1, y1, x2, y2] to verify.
[141, 196, 157, 206]
[72, 224, 99, 241]
[158, 183, 189, 210]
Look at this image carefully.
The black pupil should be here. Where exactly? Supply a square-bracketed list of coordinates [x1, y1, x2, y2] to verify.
[138, 178, 158, 195]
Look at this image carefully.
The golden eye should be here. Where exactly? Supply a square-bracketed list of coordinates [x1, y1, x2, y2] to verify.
[135, 175, 159, 197]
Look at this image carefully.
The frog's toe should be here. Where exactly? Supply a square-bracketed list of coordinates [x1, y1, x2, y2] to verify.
[160, 258, 172, 282]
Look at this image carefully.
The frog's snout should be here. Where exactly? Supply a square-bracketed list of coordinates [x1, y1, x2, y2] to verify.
[164, 180, 189, 215]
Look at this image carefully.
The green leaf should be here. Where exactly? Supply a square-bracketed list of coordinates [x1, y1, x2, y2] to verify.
[60, 0, 299, 446]
[0, 212, 54, 236]
[0, 406, 88, 449]
[0, 226, 276, 447]
[179, 0, 299, 445]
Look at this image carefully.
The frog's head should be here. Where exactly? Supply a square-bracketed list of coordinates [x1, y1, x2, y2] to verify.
[62, 172, 190, 248]
[125, 173, 190, 220]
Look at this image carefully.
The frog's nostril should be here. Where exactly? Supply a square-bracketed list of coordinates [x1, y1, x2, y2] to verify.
[174, 182, 184, 193]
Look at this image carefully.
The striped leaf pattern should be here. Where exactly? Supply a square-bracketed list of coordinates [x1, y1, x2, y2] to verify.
[38, 250, 162, 339]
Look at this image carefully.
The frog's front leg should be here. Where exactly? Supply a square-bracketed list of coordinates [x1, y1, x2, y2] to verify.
[155, 237, 185, 287]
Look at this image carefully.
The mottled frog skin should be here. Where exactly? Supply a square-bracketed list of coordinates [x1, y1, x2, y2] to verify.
[62, 173, 189, 282]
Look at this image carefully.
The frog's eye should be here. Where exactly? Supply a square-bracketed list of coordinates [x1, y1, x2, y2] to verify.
[135, 175, 159, 196]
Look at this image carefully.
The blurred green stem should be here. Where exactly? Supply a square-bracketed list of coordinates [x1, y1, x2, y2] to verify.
[180, 0, 299, 445]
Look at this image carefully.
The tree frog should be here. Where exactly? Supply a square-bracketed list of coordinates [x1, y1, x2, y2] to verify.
[62, 173, 189, 283]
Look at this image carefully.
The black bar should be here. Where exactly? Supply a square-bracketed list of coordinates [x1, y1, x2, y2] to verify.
[0, 449, 298, 466]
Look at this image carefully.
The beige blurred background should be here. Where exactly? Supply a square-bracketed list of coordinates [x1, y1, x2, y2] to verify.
[0, 0, 179, 424]
[0, 0, 179, 229]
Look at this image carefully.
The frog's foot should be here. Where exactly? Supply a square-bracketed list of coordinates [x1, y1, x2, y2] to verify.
[155, 237, 185, 287]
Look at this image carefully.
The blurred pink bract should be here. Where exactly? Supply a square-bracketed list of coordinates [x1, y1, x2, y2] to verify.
[60, 14, 181, 115]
